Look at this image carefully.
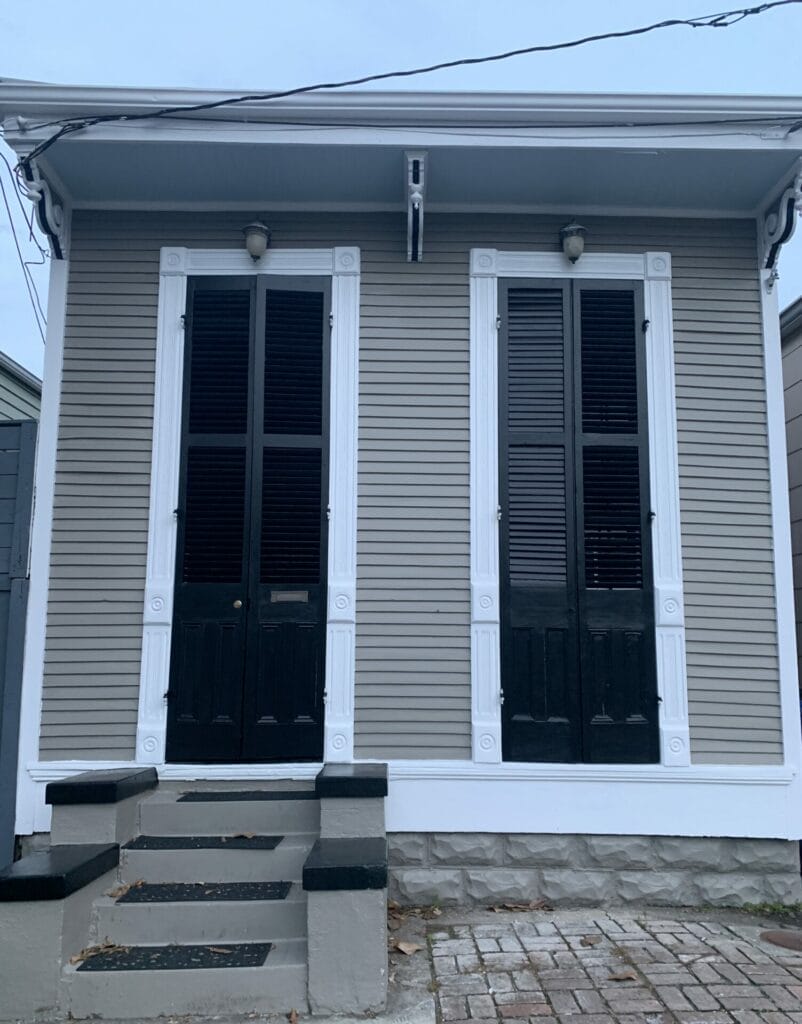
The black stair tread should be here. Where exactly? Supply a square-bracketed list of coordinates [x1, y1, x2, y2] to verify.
[76, 942, 272, 972]
[117, 881, 292, 904]
[0, 844, 119, 902]
[124, 835, 283, 851]
[47, 768, 158, 806]
[178, 790, 317, 802]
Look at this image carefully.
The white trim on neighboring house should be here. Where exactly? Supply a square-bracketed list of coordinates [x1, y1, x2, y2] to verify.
[15, 257, 69, 835]
[133, 246, 361, 768]
[469, 249, 690, 768]
[758, 261, 802, 777]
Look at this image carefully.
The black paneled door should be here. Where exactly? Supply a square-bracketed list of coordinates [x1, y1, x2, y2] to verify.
[499, 279, 659, 764]
[166, 277, 329, 763]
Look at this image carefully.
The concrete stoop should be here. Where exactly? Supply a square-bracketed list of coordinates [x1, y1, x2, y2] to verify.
[0, 764, 389, 1022]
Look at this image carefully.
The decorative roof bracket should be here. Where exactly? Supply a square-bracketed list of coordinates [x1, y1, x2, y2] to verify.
[20, 159, 67, 260]
[761, 157, 802, 291]
[406, 151, 426, 263]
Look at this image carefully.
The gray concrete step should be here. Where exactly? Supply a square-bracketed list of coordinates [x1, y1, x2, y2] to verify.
[119, 834, 315, 883]
[63, 937, 308, 1019]
[139, 791, 320, 836]
[93, 887, 307, 945]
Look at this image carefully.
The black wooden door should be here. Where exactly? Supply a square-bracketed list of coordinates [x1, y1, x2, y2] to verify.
[499, 279, 659, 764]
[166, 277, 329, 764]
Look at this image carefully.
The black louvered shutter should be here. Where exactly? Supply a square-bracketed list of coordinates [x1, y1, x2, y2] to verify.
[500, 280, 658, 765]
[575, 285, 658, 763]
[500, 283, 581, 763]
[167, 280, 253, 764]
[241, 282, 328, 762]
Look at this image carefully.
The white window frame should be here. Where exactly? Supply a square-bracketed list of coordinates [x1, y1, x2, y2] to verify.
[469, 248, 690, 767]
[134, 245, 361, 767]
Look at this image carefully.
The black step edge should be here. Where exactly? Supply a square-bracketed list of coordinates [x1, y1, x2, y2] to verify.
[0, 844, 119, 901]
[46, 767, 158, 806]
[315, 763, 388, 799]
[302, 837, 387, 892]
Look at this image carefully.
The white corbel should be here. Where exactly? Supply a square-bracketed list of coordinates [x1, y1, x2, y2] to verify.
[20, 160, 67, 260]
[761, 158, 802, 291]
[406, 150, 426, 263]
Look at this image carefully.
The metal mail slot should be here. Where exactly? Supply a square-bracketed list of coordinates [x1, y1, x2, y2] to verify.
[270, 590, 309, 603]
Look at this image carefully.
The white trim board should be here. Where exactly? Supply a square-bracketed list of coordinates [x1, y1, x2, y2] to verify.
[24, 758, 800, 838]
[469, 249, 690, 767]
[14, 258, 70, 835]
[758, 256, 802, 778]
[134, 246, 361, 768]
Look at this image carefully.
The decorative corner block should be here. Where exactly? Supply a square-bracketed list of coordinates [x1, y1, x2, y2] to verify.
[645, 252, 672, 280]
[333, 247, 361, 275]
[328, 583, 356, 623]
[470, 249, 499, 276]
[159, 247, 188, 275]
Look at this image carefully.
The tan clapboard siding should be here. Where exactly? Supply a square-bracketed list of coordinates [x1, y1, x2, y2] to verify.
[40, 211, 780, 764]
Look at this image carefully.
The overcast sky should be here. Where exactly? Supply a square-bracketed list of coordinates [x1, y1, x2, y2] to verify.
[2, 0, 802, 377]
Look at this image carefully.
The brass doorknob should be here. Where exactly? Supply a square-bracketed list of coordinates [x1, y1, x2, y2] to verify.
[233, 600, 243, 609]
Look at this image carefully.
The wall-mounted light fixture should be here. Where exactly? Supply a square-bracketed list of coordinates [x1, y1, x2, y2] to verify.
[243, 221, 271, 261]
[560, 220, 587, 264]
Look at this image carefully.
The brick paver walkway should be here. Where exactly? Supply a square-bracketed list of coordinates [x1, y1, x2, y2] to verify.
[427, 911, 802, 1024]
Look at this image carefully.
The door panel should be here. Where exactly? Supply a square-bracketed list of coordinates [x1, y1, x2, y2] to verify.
[500, 279, 659, 765]
[167, 277, 328, 764]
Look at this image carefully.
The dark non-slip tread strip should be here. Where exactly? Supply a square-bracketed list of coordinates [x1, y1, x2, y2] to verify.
[178, 790, 317, 802]
[124, 835, 283, 851]
[117, 880, 292, 904]
[0, 844, 119, 902]
[47, 768, 158, 806]
[76, 942, 272, 972]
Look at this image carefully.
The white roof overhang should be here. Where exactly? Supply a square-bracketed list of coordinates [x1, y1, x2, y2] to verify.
[2, 82, 802, 218]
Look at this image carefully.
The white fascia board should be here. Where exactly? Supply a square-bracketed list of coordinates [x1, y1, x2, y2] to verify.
[4, 120, 802, 157]
[2, 82, 802, 124]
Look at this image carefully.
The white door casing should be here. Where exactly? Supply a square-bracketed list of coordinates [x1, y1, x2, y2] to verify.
[469, 249, 691, 767]
[134, 246, 360, 766]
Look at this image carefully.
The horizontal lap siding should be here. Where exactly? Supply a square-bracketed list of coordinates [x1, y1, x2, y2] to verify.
[0, 373, 40, 421]
[356, 222, 471, 758]
[41, 212, 780, 765]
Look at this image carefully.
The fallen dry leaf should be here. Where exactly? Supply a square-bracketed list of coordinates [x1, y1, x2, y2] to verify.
[70, 940, 129, 965]
[207, 946, 234, 955]
[106, 879, 144, 899]
[287, 1009, 299, 1024]
[395, 941, 423, 956]
[233, 832, 256, 839]
[490, 899, 553, 913]
[608, 970, 638, 982]
[580, 935, 602, 947]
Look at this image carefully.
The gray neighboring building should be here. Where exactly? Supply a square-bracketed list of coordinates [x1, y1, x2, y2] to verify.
[0, 351, 40, 422]
[782, 296, 802, 691]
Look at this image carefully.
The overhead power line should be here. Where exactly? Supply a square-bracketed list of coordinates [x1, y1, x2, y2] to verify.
[18, 0, 802, 168]
[0, 173, 46, 343]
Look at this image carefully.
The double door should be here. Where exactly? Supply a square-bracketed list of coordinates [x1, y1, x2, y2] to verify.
[499, 279, 660, 764]
[166, 276, 329, 763]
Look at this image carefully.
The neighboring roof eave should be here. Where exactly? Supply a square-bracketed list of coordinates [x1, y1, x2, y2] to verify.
[781, 297, 802, 342]
[0, 350, 42, 397]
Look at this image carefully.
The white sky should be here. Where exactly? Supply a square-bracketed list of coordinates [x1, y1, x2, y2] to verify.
[2, 0, 802, 377]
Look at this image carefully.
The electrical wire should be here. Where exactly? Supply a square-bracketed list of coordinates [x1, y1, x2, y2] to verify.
[0, 174, 47, 343]
[17, 0, 802, 167]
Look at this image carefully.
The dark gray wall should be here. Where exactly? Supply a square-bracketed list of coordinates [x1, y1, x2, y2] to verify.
[0, 420, 36, 866]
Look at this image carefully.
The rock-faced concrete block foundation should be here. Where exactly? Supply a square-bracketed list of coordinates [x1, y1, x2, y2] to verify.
[388, 833, 802, 907]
